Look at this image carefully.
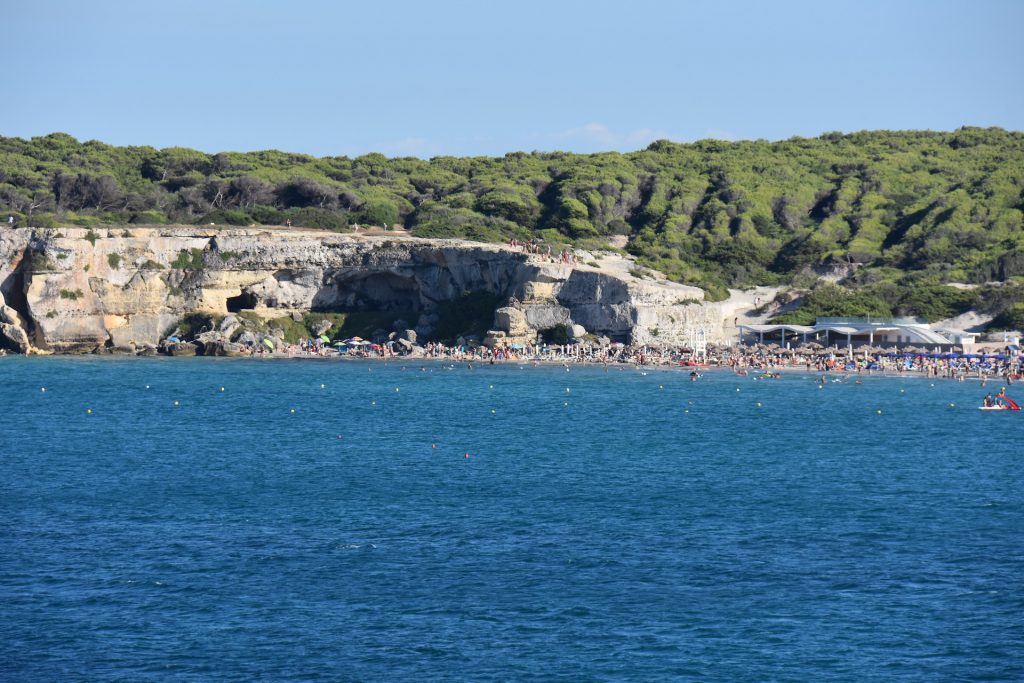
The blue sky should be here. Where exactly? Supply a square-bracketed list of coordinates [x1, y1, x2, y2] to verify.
[5, 0, 1022, 157]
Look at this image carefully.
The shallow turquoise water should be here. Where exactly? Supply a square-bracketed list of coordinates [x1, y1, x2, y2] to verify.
[1, 357, 1022, 681]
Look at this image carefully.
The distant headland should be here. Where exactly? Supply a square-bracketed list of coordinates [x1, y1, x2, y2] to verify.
[1, 128, 1022, 356]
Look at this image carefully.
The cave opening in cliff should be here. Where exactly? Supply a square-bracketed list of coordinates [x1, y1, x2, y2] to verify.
[1, 250, 33, 331]
[319, 273, 423, 313]
[226, 291, 257, 312]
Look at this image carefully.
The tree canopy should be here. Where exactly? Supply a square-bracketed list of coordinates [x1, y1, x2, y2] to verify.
[2, 128, 1023, 318]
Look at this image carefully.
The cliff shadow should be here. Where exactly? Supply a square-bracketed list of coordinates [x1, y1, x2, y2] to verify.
[1, 248, 35, 337]
[313, 271, 424, 313]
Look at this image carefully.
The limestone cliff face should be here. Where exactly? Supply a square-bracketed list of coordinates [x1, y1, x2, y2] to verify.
[0, 226, 732, 353]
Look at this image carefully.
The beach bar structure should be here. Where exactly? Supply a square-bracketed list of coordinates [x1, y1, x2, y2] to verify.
[738, 317, 956, 349]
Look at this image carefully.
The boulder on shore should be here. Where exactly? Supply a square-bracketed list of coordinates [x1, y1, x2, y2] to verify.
[163, 341, 198, 356]
[0, 322, 30, 353]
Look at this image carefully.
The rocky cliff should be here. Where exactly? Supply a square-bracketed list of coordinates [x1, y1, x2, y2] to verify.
[0, 226, 747, 354]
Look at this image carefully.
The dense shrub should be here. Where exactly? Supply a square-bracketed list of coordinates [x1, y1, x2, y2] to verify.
[285, 207, 348, 231]
[988, 303, 1024, 331]
[2, 128, 1023, 313]
[197, 209, 252, 226]
[357, 199, 399, 227]
[771, 283, 893, 325]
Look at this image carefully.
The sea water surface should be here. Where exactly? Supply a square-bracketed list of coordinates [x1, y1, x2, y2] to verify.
[1, 357, 1022, 681]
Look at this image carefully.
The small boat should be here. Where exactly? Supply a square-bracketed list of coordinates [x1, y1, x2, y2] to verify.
[979, 395, 1021, 411]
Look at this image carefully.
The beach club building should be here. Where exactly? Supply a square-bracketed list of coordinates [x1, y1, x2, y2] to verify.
[738, 316, 962, 349]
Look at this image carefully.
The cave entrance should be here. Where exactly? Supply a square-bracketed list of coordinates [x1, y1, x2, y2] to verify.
[226, 291, 257, 312]
[320, 272, 423, 313]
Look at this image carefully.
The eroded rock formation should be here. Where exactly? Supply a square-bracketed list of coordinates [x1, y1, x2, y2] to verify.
[0, 226, 741, 353]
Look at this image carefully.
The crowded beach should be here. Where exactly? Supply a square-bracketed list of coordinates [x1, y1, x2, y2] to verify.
[258, 334, 1024, 382]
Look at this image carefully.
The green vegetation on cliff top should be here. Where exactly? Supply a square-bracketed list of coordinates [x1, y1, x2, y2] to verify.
[2, 129, 1023, 320]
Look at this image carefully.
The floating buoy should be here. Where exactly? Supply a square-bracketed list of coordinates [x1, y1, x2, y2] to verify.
[86, 408, 92, 414]
[40, 387, 45, 392]
[395, 387, 400, 392]
[491, 409, 496, 414]
[900, 389, 905, 394]
[220, 387, 225, 392]
[145, 385, 150, 389]
[564, 401, 568, 406]
[659, 385, 664, 390]
[565, 388, 570, 393]
[756, 402, 762, 407]
[290, 408, 296, 413]
[320, 384, 325, 389]
[489, 385, 494, 389]
[736, 387, 741, 392]
[949, 403, 956, 408]
[876, 409, 882, 414]
[431, 443, 436, 449]
[684, 409, 689, 413]
[371, 401, 376, 405]
[464, 452, 470, 459]
[173, 400, 179, 406]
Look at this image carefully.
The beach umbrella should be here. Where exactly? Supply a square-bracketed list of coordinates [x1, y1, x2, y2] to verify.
[332, 341, 345, 347]
[262, 338, 274, 350]
[319, 334, 331, 343]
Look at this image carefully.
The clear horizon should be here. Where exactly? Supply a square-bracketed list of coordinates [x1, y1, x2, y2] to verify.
[5, 0, 1023, 158]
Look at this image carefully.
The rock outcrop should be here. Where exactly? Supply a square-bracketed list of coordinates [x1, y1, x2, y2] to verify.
[0, 226, 741, 353]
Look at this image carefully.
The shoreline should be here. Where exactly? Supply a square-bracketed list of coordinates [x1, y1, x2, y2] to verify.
[2, 350, 1018, 385]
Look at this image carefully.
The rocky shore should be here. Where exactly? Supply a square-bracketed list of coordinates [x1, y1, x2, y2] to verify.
[0, 226, 760, 356]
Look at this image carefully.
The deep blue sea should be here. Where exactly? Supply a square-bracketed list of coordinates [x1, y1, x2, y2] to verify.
[1, 357, 1022, 681]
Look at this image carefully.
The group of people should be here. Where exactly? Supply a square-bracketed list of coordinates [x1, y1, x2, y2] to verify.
[508, 238, 578, 265]
[982, 386, 1019, 409]
[727, 347, 1021, 381]
[234, 328, 1024, 387]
